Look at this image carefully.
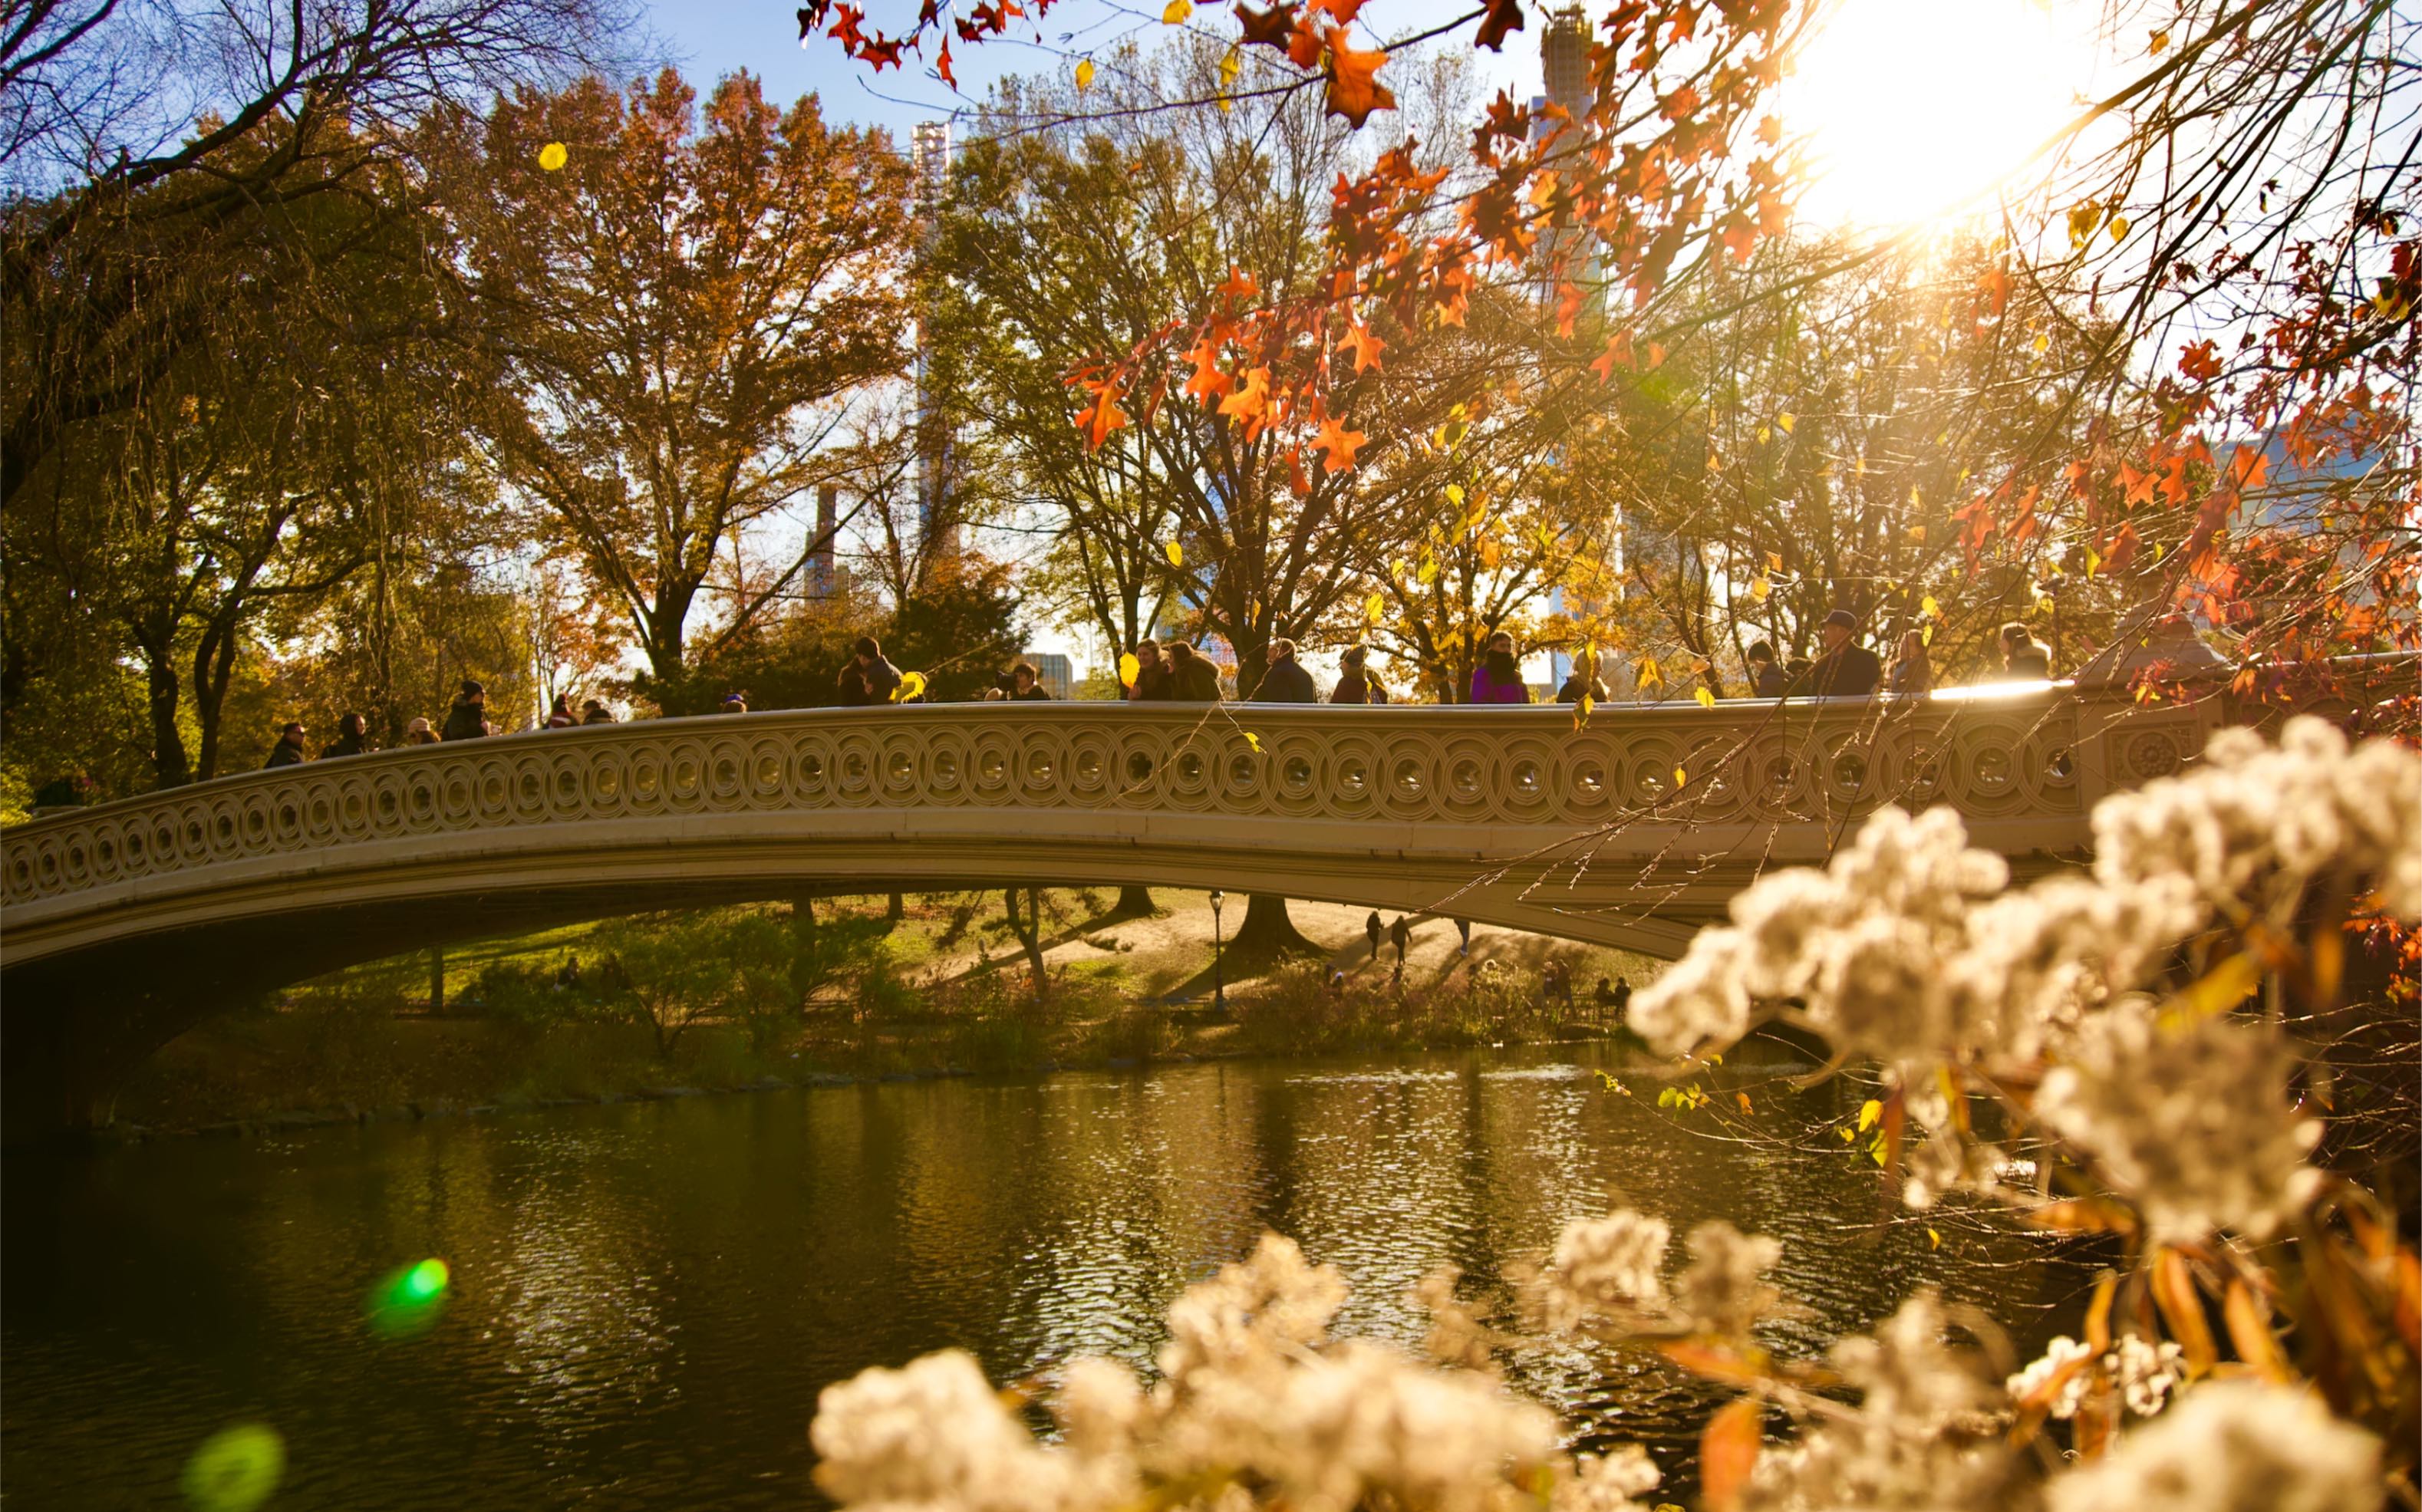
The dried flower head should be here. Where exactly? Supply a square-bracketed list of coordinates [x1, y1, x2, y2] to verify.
[2046, 1379, 2384, 1512]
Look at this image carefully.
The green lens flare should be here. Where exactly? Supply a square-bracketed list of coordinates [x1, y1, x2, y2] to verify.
[181, 1422, 284, 1512]
[366, 1257, 453, 1338]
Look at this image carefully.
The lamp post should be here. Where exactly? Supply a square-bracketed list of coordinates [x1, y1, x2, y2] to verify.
[1208, 889, 1227, 1015]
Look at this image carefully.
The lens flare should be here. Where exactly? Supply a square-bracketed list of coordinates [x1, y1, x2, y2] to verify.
[367, 1257, 452, 1337]
[181, 1422, 284, 1512]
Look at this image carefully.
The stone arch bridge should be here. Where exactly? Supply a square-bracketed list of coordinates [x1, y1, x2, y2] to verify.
[2, 687, 2226, 1137]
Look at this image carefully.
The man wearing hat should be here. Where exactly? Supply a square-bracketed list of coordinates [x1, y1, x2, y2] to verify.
[1799, 609, 1883, 699]
[441, 680, 492, 741]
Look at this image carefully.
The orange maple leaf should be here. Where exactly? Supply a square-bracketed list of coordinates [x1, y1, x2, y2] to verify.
[1339, 320, 1386, 372]
[1074, 381, 1129, 450]
[1323, 28, 1395, 127]
[1218, 365, 1270, 423]
[1218, 265, 1258, 301]
[1313, 417, 1366, 473]
[1183, 339, 1234, 403]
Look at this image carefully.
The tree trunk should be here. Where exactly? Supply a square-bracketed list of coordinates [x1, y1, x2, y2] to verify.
[138, 641, 191, 788]
[1003, 887, 1048, 999]
[1228, 893, 1321, 957]
[885, 891, 905, 927]
[1112, 886, 1157, 917]
[788, 894, 820, 1007]
[427, 947, 446, 1016]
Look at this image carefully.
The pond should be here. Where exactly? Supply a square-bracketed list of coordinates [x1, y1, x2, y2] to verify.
[2, 1046, 2088, 1509]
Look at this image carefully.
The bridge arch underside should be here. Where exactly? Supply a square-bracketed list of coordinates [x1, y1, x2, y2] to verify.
[0, 803, 2091, 1142]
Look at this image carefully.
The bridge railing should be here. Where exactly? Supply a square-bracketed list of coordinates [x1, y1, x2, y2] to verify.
[2, 685, 2224, 937]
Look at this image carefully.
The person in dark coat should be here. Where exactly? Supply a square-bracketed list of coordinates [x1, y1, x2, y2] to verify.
[320, 713, 372, 759]
[580, 700, 618, 725]
[1129, 639, 1174, 701]
[441, 680, 490, 740]
[31, 769, 93, 809]
[1555, 648, 1610, 704]
[1166, 642, 1222, 701]
[545, 694, 578, 729]
[1007, 662, 1053, 700]
[1797, 610, 1882, 698]
[1365, 911, 1383, 961]
[264, 723, 309, 768]
[1253, 638, 1320, 702]
[839, 636, 903, 706]
[1329, 645, 1388, 704]
[1388, 914, 1412, 964]
[1745, 640, 1788, 699]
[2000, 621, 2054, 679]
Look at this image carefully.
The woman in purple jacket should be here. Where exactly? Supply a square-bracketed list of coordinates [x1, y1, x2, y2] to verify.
[1468, 631, 1533, 703]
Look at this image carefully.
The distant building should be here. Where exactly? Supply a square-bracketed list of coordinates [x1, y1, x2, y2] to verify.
[1021, 651, 1074, 700]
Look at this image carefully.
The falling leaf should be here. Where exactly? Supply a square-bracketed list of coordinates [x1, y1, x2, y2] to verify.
[1774, 411, 1794, 433]
[538, 141, 568, 171]
[1695, 687, 1717, 708]
[1244, 731, 1264, 753]
[1076, 58, 1096, 89]
[1735, 1091, 1753, 1112]
[1926, 1227, 1942, 1250]
[1163, 541, 1185, 568]
[1162, 0, 1191, 22]
[893, 670, 927, 703]
[1672, 766, 1686, 789]
[1118, 652, 1140, 687]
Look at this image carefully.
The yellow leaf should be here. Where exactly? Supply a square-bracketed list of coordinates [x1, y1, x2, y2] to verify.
[1220, 46, 1241, 87]
[538, 141, 568, 172]
[1774, 411, 1794, 433]
[1757, 425, 1771, 443]
[1672, 766, 1686, 789]
[1735, 1091, 1752, 1112]
[1857, 1098, 1882, 1132]
[1365, 592, 1384, 624]
[894, 670, 927, 703]
[2033, 331, 2051, 354]
[1839, 1126, 1857, 1143]
[1075, 58, 1096, 90]
[1636, 655, 1662, 687]
[1162, 0, 1191, 21]
[2161, 952, 2263, 1026]
[1445, 483, 1465, 507]
[1576, 693, 1593, 728]
[1417, 556, 1438, 585]
[1163, 540, 1184, 568]
[1695, 686, 1716, 709]
[2149, 28, 2169, 53]
[1118, 652, 1140, 688]
[1926, 1227, 1941, 1250]
[1767, 551, 1782, 572]
[1748, 575, 1770, 603]
[1243, 731, 1263, 753]
[2108, 215, 2130, 243]
[1920, 594, 1940, 618]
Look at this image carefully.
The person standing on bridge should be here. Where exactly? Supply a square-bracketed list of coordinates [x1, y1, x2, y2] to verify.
[1745, 640, 1788, 699]
[1165, 642, 1223, 701]
[545, 694, 578, 729]
[1330, 645, 1388, 703]
[1555, 647, 1610, 705]
[320, 713, 372, 759]
[442, 680, 491, 740]
[1797, 611, 1883, 699]
[1887, 628, 1933, 697]
[839, 636, 903, 706]
[2000, 621, 2054, 680]
[1007, 662, 1053, 700]
[264, 722, 309, 768]
[1129, 639, 1175, 701]
[1470, 631, 1532, 703]
[1253, 638, 1319, 702]
[581, 699, 618, 725]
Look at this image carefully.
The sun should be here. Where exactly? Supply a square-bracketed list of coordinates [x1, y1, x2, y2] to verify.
[1781, 0, 2098, 229]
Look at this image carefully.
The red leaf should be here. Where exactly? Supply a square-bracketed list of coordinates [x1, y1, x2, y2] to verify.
[936, 38, 955, 86]
[1218, 265, 1259, 301]
[1074, 381, 1129, 450]
[1700, 1398, 1763, 1512]
[1311, 0, 1365, 22]
[1475, 0, 1525, 51]
[1323, 28, 1396, 127]
[1339, 320, 1386, 373]
[1234, 0, 1298, 48]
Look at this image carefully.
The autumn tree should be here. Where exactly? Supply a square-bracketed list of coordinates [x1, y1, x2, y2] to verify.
[437, 69, 914, 685]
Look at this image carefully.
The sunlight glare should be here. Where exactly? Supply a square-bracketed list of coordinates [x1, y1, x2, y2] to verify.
[1783, 0, 2093, 228]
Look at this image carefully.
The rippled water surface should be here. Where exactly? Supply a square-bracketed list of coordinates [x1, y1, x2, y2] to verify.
[5, 1048, 2086, 1509]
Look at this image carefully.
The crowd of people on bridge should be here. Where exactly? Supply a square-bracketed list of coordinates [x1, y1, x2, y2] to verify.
[213, 611, 2066, 776]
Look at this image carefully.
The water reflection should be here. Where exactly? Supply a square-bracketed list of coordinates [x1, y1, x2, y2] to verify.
[3, 1047, 2084, 1510]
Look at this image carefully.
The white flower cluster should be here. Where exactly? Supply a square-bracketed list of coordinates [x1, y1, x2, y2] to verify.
[1742, 1290, 2020, 1512]
[2034, 1004, 2322, 1240]
[2006, 1332, 2183, 1420]
[814, 1234, 1613, 1512]
[1537, 1210, 1784, 1337]
[1631, 718, 2420, 1068]
[2045, 1379, 2384, 1512]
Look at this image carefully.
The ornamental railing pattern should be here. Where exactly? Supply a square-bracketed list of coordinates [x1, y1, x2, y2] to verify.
[1, 688, 2219, 932]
